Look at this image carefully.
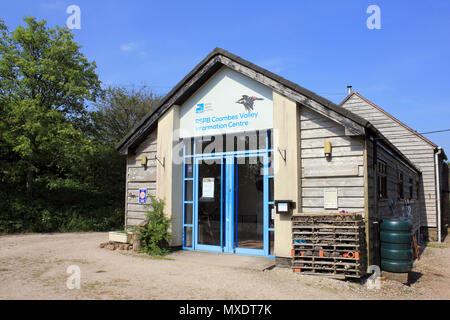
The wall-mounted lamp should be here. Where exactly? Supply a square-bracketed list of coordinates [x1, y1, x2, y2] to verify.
[154, 155, 165, 168]
[324, 141, 332, 158]
[141, 156, 148, 169]
[277, 147, 286, 163]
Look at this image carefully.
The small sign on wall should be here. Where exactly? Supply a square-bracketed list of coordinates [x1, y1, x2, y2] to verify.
[274, 200, 294, 213]
[138, 188, 147, 204]
[324, 188, 338, 209]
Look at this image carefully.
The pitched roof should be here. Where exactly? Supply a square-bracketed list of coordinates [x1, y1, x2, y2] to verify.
[116, 47, 369, 155]
[115, 48, 422, 173]
[340, 91, 438, 148]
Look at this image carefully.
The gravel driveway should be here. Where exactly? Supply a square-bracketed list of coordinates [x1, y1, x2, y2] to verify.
[0, 232, 449, 300]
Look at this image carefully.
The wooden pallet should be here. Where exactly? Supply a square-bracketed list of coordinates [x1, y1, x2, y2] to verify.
[291, 213, 366, 279]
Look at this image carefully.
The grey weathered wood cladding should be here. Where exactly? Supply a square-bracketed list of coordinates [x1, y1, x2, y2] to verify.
[125, 130, 157, 226]
[341, 93, 437, 228]
[299, 107, 420, 231]
[300, 107, 366, 214]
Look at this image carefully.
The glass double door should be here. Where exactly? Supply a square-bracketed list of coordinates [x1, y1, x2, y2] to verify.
[194, 153, 268, 255]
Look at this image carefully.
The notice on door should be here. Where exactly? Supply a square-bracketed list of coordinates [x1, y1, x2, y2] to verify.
[202, 178, 215, 198]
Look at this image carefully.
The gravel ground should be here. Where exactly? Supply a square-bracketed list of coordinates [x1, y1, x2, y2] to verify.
[0, 232, 449, 300]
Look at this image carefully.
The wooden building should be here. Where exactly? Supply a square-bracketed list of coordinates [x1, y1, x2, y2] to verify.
[116, 48, 422, 271]
[340, 92, 448, 242]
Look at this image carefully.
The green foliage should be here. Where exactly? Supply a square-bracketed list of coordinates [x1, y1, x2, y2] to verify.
[90, 85, 160, 145]
[0, 17, 101, 193]
[0, 181, 123, 233]
[0, 17, 117, 233]
[426, 242, 448, 249]
[136, 197, 172, 256]
[0, 17, 162, 234]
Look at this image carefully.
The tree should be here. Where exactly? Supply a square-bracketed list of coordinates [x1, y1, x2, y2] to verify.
[84, 85, 162, 213]
[0, 17, 101, 196]
[90, 85, 161, 145]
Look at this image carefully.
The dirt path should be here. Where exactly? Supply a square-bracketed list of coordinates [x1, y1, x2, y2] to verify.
[0, 232, 449, 300]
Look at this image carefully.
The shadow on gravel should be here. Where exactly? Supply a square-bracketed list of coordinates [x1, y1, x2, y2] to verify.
[407, 271, 423, 285]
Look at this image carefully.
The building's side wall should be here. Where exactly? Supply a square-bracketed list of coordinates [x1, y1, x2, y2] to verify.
[125, 129, 158, 227]
[365, 137, 376, 266]
[342, 94, 437, 234]
[446, 162, 450, 234]
[300, 107, 366, 214]
[365, 137, 421, 265]
[299, 107, 372, 266]
[156, 105, 183, 247]
[124, 105, 183, 247]
[440, 158, 449, 238]
[372, 143, 421, 231]
[273, 92, 301, 259]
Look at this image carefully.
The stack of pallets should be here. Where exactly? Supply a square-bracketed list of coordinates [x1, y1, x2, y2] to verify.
[291, 213, 366, 279]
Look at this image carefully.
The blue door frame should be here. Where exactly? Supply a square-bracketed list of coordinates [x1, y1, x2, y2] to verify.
[193, 154, 225, 253]
[183, 149, 272, 257]
[232, 152, 267, 256]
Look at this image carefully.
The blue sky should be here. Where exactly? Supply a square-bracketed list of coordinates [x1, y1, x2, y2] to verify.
[2, 0, 450, 152]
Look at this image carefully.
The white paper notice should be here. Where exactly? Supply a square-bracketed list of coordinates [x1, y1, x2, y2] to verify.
[202, 178, 214, 198]
[324, 188, 338, 209]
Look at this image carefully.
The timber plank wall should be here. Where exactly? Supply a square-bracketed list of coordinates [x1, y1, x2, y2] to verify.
[125, 129, 157, 227]
[342, 94, 436, 228]
[299, 105, 420, 267]
[300, 107, 366, 213]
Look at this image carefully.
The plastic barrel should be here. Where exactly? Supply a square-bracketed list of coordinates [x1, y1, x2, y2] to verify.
[380, 248, 413, 260]
[381, 259, 413, 273]
[380, 219, 412, 232]
[380, 231, 413, 244]
[380, 219, 413, 273]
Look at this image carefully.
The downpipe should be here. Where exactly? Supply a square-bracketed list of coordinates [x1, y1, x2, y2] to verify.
[435, 147, 442, 243]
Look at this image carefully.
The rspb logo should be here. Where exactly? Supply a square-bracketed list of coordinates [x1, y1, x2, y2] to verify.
[195, 103, 212, 114]
[195, 103, 204, 113]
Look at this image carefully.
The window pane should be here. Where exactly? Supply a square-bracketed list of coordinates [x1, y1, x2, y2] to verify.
[184, 138, 193, 156]
[269, 178, 274, 202]
[267, 130, 273, 150]
[398, 172, 404, 199]
[268, 152, 274, 176]
[269, 204, 274, 229]
[194, 138, 203, 155]
[184, 226, 193, 248]
[417, 182, 420, 199]
[223, 131, 269, 152]
[184, 203, 193, 225]
[257, 130, 267, 150]
[185, 180, 193, 201]
[269, 230, 274, 256]
[185, 163, 193, 178]
[236, 156, 263, 250]
[201, 135, 224, 155]
[198, 160, 223, 246]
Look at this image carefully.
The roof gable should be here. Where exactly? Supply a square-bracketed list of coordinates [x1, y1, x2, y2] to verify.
[179, 66, 274, 138]
[340, 91, 437, 148]
[116, 48, 369, 155]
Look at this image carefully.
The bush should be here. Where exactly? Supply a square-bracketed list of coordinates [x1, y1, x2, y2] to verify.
[136, 196, 172, 256]
[0, 181, 124, 234]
